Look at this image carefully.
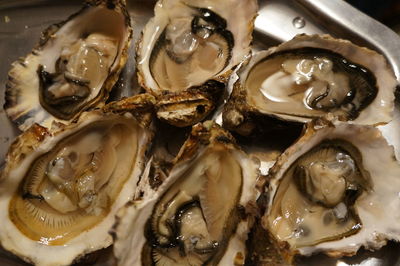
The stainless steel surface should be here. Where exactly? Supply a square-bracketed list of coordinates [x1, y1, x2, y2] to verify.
[0, 0, 400, 265]
[256, 0, 400, 83]
[298, 0, 400, 83]
[255, 0, 326, 43]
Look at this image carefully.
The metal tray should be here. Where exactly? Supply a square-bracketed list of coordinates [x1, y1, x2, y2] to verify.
[1, 0, 400, 265]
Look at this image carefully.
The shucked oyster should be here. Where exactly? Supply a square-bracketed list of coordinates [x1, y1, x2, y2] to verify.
[112, 122, 260, 265]
[137, 0, 257, 127]
[4, 0, 132, 131]
[261, 120, 400, 263]
[223, 34, 397, 135]
[0, 96, 153, 266]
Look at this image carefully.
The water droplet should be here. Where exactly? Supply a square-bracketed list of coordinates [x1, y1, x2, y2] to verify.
[292, 17, 306, 29]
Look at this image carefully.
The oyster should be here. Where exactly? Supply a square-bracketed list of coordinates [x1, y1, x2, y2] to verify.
[0, 97, 153, 266]
[4, 0, 132, 131]
[223, 34, 397, 135]
[112, 122, 260, 265]
[261, 119, 400, 262]
[137, 0, 257, 127]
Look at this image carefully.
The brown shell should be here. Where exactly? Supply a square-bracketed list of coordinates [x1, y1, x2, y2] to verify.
[223, 34, 397, 135]
[4, 0, 133, 131]
[136, 0, 258, 127]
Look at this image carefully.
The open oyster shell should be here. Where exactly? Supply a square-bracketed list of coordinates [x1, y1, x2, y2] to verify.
[112, 122, 260, 265]
[0, 96, 154, 266]
[4, 0, 132, 131]
[137, 0, 257, 127]
[223, 34, 397, 135]
[261, 119, 400, 263]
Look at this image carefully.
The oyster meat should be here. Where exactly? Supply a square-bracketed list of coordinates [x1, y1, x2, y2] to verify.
[4, 0, 132, 131]
[112, 122, 260, 265]
[261, 120, 400, 262]
[0, 98, 153, 266]
[137, 0, 257, 127]
[223, 34, 397, 134]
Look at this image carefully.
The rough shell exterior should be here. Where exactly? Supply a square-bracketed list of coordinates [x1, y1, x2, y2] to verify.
[223, 34, 397, 135]
[112, 122, 261, 266]
[4, 0, 132, 131]
[261, 119, 400, 262]
[136, 0, 258, 127]
[0, 98, 154, 266]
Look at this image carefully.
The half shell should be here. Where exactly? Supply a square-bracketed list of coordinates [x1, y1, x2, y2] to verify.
[4, 0, 132, 131]
[223, 34, 397, 135]
[261, 119, 400, 262]
[112, 122, 260, 265]
[0, 96, 153, 266]
[137, 0, 257, 127]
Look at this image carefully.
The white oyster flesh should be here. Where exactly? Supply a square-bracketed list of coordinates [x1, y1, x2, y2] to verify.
[239, 34, 397, 125]
[42, 33, 118, 101]
[138, 0, 257, 94]
[0, 111, 152, 266]
[5, 0, 131, 130]
[262, 121, 400, 256]
[113, 125, 259, 266]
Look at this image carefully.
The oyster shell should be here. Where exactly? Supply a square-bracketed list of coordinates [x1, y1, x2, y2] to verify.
[4, 0, 132, 131]
[137, 0, 257, 127]
[261, 119, 400, 262]
[0, 96, 153, 266]
[112, 122, 260, 265]
[223, 34, 397, 135]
